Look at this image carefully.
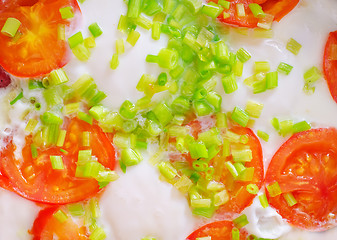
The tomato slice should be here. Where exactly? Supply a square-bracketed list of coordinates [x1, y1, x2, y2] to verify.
[186, 221, 248, 240]
[31, 207, 89, 240]
[174, 117, 264, 218]
[0, 0, 81, 77]
[0, 117, 116, 204]
[323, 31, 337, 104]
[265, 128, 337, 231]
[209, 0, 299, 28]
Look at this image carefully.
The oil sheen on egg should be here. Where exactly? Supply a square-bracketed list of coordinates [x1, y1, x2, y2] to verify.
[0, 0, 337, 239]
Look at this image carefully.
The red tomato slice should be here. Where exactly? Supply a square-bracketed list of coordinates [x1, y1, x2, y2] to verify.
[186, 221, 248, 240]
[265, 128, 337, 231]
[210, 0, 299, 28]
[323, 31, 337, 104]
[0, 117, 116, 204]
[177, 117, 264, 218]
[0, 0, 81, 77]
[31, 207, 89, 240]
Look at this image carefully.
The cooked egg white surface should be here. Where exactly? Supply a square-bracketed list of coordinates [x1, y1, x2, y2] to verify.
[0, 0, 337, 239]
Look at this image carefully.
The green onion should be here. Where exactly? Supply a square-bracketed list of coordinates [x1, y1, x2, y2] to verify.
[257, 13, 274, 29]
[89, 106, 107, 120]
[266, 71, 278, 89]
[192, 207, 215, 218]
[122, 119, 138, 133]
[231, 107, 249, 127]
[56, 130, 67, 147]
[78, 112, 93, 125]
[84, 36, 96, 48]
[279, 119, 293, 136]
[53, 209, 68, 223]
[303, 66, 321, 86]
[30, 144, 38, 158]
[183, 32, 201, 52]
[59, 6, 74, 19]
[225, 161, 239, 178]
[141, 237, 157, 240]
[89, 227, 106, 240]
[193, 99, 213, 116]
[293, 120, 311, 133]
[152, 21, 161, 40]
[134, 15, 152, 30]
[286, 38, 302, 55]
[236, 3, 245, 17]
[120, 100, 137, 119]
[283, 192, 297, 207]
[10, 91, 23, 105]
[222, 73, 238, 94]
[72, 43, 91, 61]
[254, 61, 270, 73]
[218, 0, 230, 9]
[232, 228, 240, 240]
[97, 170, 119, 188]
[257, 130, 269, 142]
[246, 183, 259, 194]
[249, 3, 265, 18]
[82, 131, 91, 146]
[25, 119, 38, 132]
[58, 24, 65, 40]
[121, 148, 142, 166]
[49, 68, 69, 86]
[64, 102, 81, 115]
[233, 214, 249, 229]
[236, 48, 251, 63]
[127, 0, 142, 18]
[88, 22, 103, 38]
[277, 62, 293, 75]
[116, 39, 125, 55]
[41, 112, 63, 125]
[110, 53, 119, 70]
[50, 156, 64, 170]
[127, 29, 141, 46]
[68, 31, 84, 49]
[28, 80, 44, 90]
[157, 48, 178, 69]
[157, 72, 168, 86]
[245, 100, 263, 118]
[271, 117, 280, 131]
[189, 142, 209, 159]
[216, 112, 227, 129]
[267, 182, 282, 197]
[68, 203, 85, 217]
[191, 198, 212, 208]
[259, 193, 269, 208]
[1, 17, 21, 37]
[232, 149, 252, 162]
[236, 167, 254, 181]
[158, 161, 178, 179]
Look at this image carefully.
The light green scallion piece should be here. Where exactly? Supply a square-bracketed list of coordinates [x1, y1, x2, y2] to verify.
[1, 17, 21, 37]
[59, 6, 74, 19]
[53, 209, 68, 223]
[88, 22, 103, 38]
[50, 155, 64, 170]
[286, 38, 302, 55]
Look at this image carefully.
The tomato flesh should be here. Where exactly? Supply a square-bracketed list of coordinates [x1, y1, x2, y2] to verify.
[186, 221, 248, 240]
[323, 31, 337, 104]
[31, 207, 89, 240]
[265, 128, 337, 231]
[0, 0, 81, 77]
[209, 0, 299, 28]
[0, 118, 116, 204]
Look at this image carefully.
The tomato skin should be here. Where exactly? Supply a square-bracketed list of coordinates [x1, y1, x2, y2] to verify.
[210, 0, 299, 28]
[0, 118, 116, 204]
[323, 31, 337, 104]
[31, 207, 89, 240]
[186, 221, 248, 240]
[265, 128, 337, 231]
[0, 0, 81, 77]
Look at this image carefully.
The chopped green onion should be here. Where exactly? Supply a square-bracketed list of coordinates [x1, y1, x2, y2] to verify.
[232, 149, 252, 162]
[134, 15, 152, 30]
[222, 73, 238, 94]
[89, 227, 106, 240]
[157, 48, 178, 69]
[236, 48, 251, 63]
[30, 144, 38, 158]
[25, 119, 38, 132]
[1, 17, 21, 37]
[58, 24, 65, 40]
[49, 68, 69, 86]
[50, 155, 64, 170]
[191, 198, 212, 208]
[116, 39, 125, 55]
[110, 53, 119, 70]
[249, 3, 265, 18]
[193, 99, 213, 116]
[266, 71, 278, 89]
[254, 61, 270, 73]
[41, 112, 63, 125]
[59, 6, 74, 19]
[277, 62, 293, 75]
[120, 100, 137, 119]
[56, 130, 67, 147]
[231, 107, 249, 127]
[293, 120, 311, 133]
[246, 183, 259, 194]
[82, 131, 91, 146]
[169, 65, 184, 79]
[236, 167, 254, 181]
[286, 38, 302, 55]
[267, 181, 282, 197]
[78, 112, 93, 125]
[68, 31, 83, 49]
[152, 21, 161, 40]
[28, 80, 44, 90]
[88, 22, 103, 38]
[72, 43, 91, 61]
[225, 161, 239, 178]
[232, 228, 240, 240]
[279, 119, 293, 136]
[121, 148, 142, 166]
[245, 100, 263, 118]
[236, 3, 245, 17]
[233, 214, 249, 229]
[68, 203, 85, 217]
[283, 192, 297, 207]
[89, 106, 107, 120]
[218, 0, 230, 9]
[257, 13, 274, 29]
[122, 119, 138, 133]
[158, 161, 178, 179]
[189, 142, 209, 159]
[127, 29, 141, 46]
[64, 102, 81, 115]
[259, 193, 269, 208]
[10, 91, 23, 105]
[303, 66, 321, 86]
[257, 130, 269, 142]
[127, 0, 142, 18]
[84, 36, 96, 48]
[53, 209, 68, 223]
